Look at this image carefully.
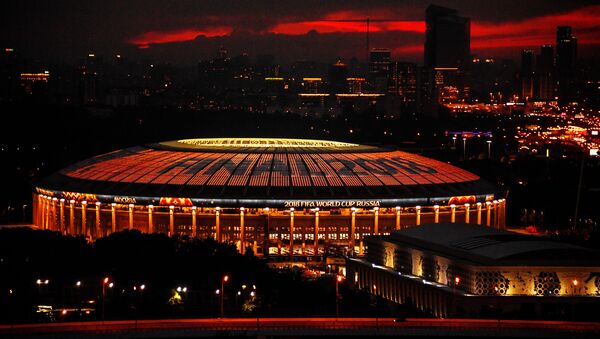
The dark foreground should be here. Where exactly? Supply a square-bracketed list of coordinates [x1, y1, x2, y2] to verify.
[1, 317, 600, 338]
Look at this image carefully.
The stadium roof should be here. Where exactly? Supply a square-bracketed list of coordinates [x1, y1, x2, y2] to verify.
[385, 223, 599, 266]
[36, 138, 497, 206]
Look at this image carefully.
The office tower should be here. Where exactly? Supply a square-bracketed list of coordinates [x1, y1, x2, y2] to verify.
[521, 49, 535, 99]
[556, 26, 577, 105]
[369, 48, 391, 92]
[536, 45, 554, 100]
[388, 62, 417, 116]
[424, 5, 470, 69]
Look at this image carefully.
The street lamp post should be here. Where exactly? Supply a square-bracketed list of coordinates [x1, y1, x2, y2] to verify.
[335, 275, 342, 318]
[462, 137, 467, 160]
[220, 275, 229, 318]
[102, 277, 112, 322]
[487, 140, 492, 159]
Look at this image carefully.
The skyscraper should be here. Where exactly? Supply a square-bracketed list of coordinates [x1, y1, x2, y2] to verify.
[424, 5, 470, 69]
[556, 26, 577, 105]
[520, 49, 535, 99]
[536, 45, 554, 100]
[388, 62, 417, 117]
[369, 48, 391, 92]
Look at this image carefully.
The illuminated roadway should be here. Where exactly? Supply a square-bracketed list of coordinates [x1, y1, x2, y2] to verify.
[1, 318, 600, 338]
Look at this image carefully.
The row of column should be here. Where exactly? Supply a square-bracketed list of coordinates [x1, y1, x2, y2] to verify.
[35, 194, 506, 255]
[349, 260, 451, 318]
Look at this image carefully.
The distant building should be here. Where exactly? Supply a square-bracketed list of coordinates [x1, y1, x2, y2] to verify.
[329, 61, 348, 94]
[520, 50, 535, 100]
[347, 223, 600, 318]
[20, 71, 49, 95]
[80, 53, 103, 104]
[536, 45, 554, 100]
[388, 62, 417, 117]
[346, 77, 366, 94]
[556, 26, 577, 105]
[424, 5, 470, 69]
[369, 49, 391, 92]
[422, 5, 470, 118]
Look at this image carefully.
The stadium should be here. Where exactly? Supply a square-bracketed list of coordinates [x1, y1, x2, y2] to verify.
[32, 138, 505, 257]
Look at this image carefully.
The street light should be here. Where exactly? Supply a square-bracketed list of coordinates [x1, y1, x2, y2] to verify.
[462, 137, 467, 160]
[220, 275, 229, 318]
[102, 277, 112, 322]
[487, 140, 492, 159]
[336, 275, 343, 318]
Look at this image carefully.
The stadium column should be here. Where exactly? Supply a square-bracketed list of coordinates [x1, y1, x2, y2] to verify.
[395, 207, 401, 230]
[168, 205, 174, 235]
[289, 208, 295, 261]
[314, 208, 319, 255]
[476, 202, 482, 225]
[129, 204, 135, 230]
[416, 206, 421, 225]
[191, 206, 197, 237]
[486, 201, 492, 226]
[69, 200, 75, 235]
[464, 203, 470, 223]
[59, 199, 65, 234]
[350, 207, 356, 255]
[450, 204, 456, 223]
[493, 200, 499, 228]
[44, 198, 49, 230]
[500, 199, 506, 228]
[95, 202, 101, 238]
[374, 207, 379, 235]
[148, 205, 154, 233]
[216, 207, 221, 242]
[434, 205, 440, 223]
[51, 198, 57, 231]
[81, 201, 87, 237]
[240, 207, 245, 253]
[110, 203, 116, 234]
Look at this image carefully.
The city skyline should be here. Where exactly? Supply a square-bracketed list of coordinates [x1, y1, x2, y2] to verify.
[2, 0, 600, 65]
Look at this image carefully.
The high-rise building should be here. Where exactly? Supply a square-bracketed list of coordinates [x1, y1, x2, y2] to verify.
[556, 26, 577, 105]
[424, 5, 470, 69]
[536, 45, 554, 100]
[520, 49, 535, 99]
[369, 48, 391, 92]
[388, 62, 417, 117]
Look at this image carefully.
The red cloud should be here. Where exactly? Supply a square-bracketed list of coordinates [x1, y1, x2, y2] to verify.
[129, 27, 233, 47]
[126, 4, 599, 58]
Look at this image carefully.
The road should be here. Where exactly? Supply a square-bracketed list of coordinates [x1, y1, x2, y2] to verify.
[1, 317, 599, 338]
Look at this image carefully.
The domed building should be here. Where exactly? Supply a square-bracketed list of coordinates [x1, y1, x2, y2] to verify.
[33, 138, 505, 257]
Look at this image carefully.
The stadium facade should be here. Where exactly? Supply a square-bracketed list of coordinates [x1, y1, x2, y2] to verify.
[33, 138, 505, 256]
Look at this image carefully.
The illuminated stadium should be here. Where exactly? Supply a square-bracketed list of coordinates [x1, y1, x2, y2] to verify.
[33, 138, 505, 257]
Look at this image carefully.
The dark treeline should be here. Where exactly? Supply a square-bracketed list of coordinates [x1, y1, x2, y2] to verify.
[0, 227, 392, 323]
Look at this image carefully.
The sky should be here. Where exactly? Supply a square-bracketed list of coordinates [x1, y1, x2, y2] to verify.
[2, 0, 599, 65]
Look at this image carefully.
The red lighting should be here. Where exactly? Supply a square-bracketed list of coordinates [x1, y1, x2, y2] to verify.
[337, 275, 343, 283]
[454, 276, 461, 285]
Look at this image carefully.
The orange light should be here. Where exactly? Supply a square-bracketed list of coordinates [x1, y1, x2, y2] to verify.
[337, 275, 343, 283]
[454, 276, 461, 285]
[62, 309, 67, 315]
[223, 275, 229, 282]
[573, 279, 578, 286]
[103, 277, 109, 284]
